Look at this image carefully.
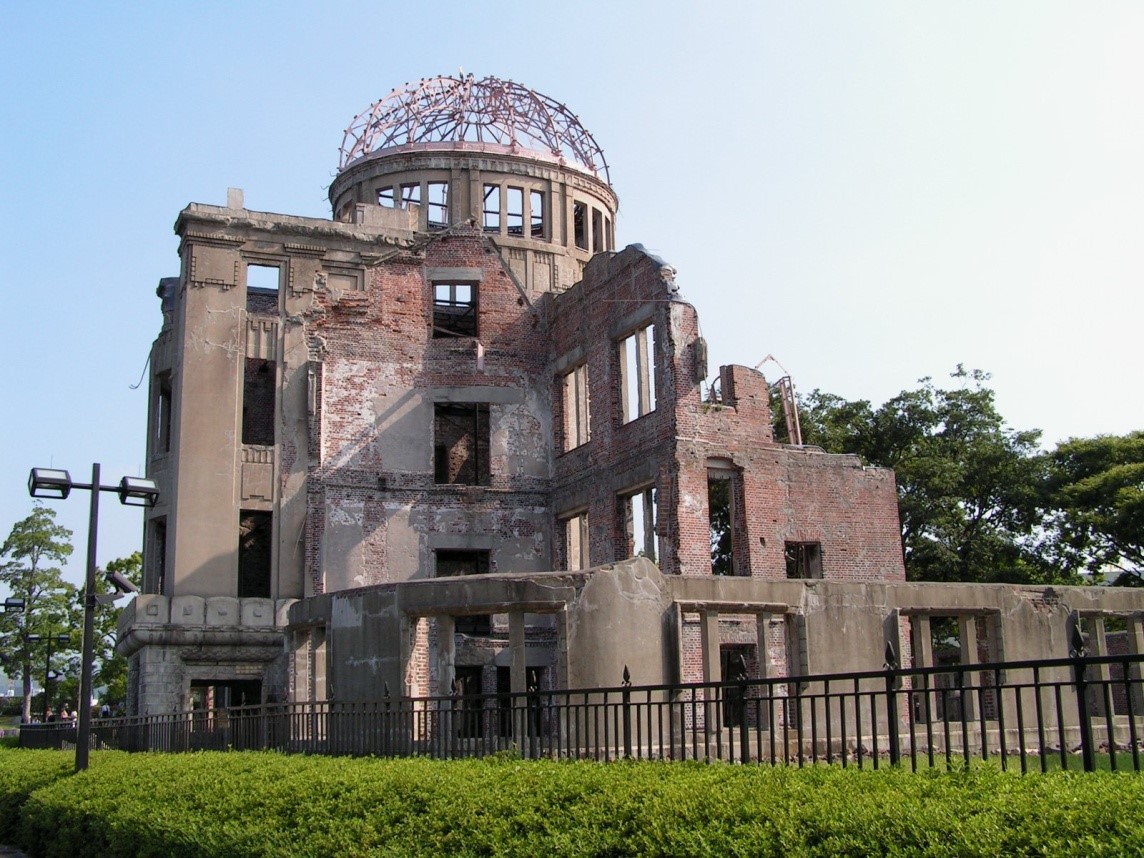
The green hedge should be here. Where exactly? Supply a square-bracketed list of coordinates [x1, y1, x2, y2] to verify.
[2, 749, 1143, 856]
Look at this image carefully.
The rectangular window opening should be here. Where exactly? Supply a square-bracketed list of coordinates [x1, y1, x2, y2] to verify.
[432, 282, 477, 338]
[242, 358, 276, 446]
[784, 541, 823, 580]
[591, 208, 604, 253]
[506, 187, 524, 235]
[150, 517, 167, 595]
[427, 181, 448, 228]
[400, 183, 421, 208]
[530, 190, 546, 239]
[437, 551, 492, 636]
[246, 264, 279, 313]
[619, 324, 656, 422]
[563, 512, 589, 570]
[573, 201, 588, 250]
[377, 186, 396, 208]
[155, 372, 172, 454]
[496, 666, 546, 736]
[720, 645, 757, 728]
[561, 364, 590, 450]
[620, 486, 657, 563]
[238, 510, 272, 598]
[483, 184, 500, 232]
[434, 403, 490, 486]
[709, 475, 736, 575]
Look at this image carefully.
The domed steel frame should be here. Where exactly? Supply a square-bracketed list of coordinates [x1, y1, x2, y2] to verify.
[339, 74, 611, 183]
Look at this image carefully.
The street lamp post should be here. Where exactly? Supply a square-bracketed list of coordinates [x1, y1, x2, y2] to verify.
[28, 464, 157, 771]
[25, 631, 71, 720]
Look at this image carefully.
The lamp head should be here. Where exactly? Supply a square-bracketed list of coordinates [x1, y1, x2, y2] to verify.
[117, 476, 159, 508]
[28, 468, 72, 500]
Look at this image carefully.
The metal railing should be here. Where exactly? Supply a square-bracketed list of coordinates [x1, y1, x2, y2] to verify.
[20, 647, 1144, 773]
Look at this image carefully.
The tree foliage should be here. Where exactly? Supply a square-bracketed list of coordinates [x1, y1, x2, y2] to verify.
[1043, 431, 1144, 584]
[795, 368, 1061, 584]
[0, 506, 78, 721]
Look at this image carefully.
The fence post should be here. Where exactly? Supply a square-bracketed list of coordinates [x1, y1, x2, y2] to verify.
[884, 641, 901, 766]
[622, 665, 632, 759]
[1070, 624, 1096, 772]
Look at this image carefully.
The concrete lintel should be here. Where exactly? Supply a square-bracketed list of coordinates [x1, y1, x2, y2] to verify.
[675, 600, 791, 615]
[425, 266, 484, 282]
[429, 386, 523, 404]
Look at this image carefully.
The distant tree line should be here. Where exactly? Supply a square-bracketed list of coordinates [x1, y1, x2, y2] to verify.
[775, 366, 1143, 586]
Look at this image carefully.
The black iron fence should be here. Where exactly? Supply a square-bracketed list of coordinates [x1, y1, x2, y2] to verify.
[20, 647, 1144, 773]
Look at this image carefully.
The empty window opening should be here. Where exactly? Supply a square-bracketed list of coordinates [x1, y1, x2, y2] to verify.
[154, 372, 172, 454]
[784, 542, 822, 579]
[242, 359, 275, 446]
[709, 474, 736, 575]
[455, 665, 486, 736]
[496, 665, 546, 737]
[427, 181, 448, 228]
[190, 679, 262, 714]
[619, 324, 656, 422]
[377, 186, 396, 207]
[562, 364, 590, 450]
[506, 187, 524, 235]
[246, 264, 279, 313]
[605, 216, 614, 251]
[573, 201, 588, 249]
[482, 184, 500, 232]
[432, 282, 477, 338]
[530, 190, 546, 239]
[720, 645, 757, 728]
[150, 517, 167, 595]
[591, 207, 604, 253]
[563, 511, 589, 570]
[621, 486, 657, 562]
[238, 510, 272, 598]
[434, 403, 490, 486]
[437, 550, 492, 636]
[400, 182, 421, 208]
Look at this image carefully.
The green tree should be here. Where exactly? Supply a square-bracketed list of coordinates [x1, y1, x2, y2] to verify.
[94, 551, 143, 709]
[1043, 431, 1144, 584]
[0, 506, 79, 722]
[796, 368, 1058, 584]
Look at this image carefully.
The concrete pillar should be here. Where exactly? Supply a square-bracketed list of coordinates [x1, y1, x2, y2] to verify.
[509, 612, 527, 694]
[756, 612, 771, 731]
[1091, 617, 1111, 717]
[958, 616, 978, 721]
[1127, 616, 1144, 716]
[910, 614, 934, 723]
[436, 616, 456, 697]
[700, 609, 721, 733]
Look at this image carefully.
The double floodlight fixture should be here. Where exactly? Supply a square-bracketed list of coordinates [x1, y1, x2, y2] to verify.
[25, 463, 158, 771]
[28, 468, 159, 508]
[3, 598, 25, 613]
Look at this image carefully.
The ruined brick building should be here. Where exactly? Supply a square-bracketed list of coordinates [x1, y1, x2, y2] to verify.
[120, 75, 1143, 716]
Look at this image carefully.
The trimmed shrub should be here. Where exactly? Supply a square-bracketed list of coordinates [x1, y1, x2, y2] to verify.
[3, 749, 1144, 856]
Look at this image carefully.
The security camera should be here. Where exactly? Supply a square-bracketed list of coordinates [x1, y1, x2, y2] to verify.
[106, 570, 139, 595]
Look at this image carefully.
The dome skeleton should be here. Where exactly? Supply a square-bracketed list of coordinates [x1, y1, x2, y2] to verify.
[339, 74, 611, 183]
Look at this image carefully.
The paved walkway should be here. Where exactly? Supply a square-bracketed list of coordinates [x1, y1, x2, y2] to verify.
[0, 846, 28, 857]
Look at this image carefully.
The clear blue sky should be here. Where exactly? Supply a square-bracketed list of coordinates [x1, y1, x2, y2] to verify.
[2, 1, 1141, 589]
